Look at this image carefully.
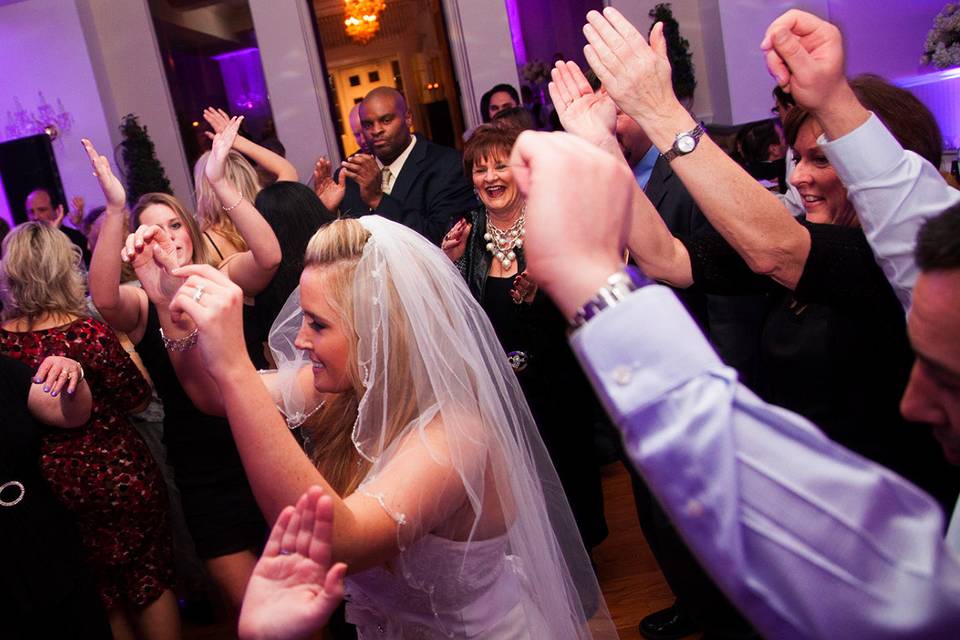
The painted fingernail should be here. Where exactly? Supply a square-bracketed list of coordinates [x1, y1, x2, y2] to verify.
[33, 377, 42, 383]
[43, 385, 51, 392]
[50, 390, 59, 397]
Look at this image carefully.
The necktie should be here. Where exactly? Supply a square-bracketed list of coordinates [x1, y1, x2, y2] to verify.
[381, 166, 393, 195]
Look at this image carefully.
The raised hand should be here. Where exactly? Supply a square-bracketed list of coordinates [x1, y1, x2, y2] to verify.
[341, 153, 382, 209]
[122, 224, 182, 304]
[441, 217, 471, 263]
[69, 196, 86, 228]
[548, 61, 617, 149]
[583, 9, 680, 129]
[82, 138, 126, 209]
[313, 157, 346, 212]
[510, 131, 632, 318]
[203, 107, 232, 135]
[238, 486, 347, 640]
[205, 115, 244, 185]
[34, 355, 85, 398]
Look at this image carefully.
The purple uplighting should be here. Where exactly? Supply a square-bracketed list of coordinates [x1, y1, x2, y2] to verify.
[213, 47, 270, 116]
[504, 0, 527, 67]
[895, 67, 960, 152]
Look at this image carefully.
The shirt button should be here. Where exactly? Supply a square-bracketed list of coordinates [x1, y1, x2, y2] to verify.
[612, 365, 632, 386]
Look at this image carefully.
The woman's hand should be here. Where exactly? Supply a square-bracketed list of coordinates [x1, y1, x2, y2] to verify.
[205, 115, 244, 186]
[34, 355, 85, 398]
[510, 271, 538, 305]
[313, 157, 346, 212]
[549, 60, 618, 149]
[238, 486, 347, 640]
[168, 264, 250, 378]
[441, 218, 471, 263]
[122, 224, 182, 304]
[203, 106, 232, 136]
[82, 138, 126, 209]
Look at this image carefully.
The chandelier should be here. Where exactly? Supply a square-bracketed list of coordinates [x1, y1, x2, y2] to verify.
[344, 0, 386, 45]
[4, 93, 74, 145]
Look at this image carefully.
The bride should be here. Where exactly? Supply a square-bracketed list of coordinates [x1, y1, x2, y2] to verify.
[134, 215, 615, 638]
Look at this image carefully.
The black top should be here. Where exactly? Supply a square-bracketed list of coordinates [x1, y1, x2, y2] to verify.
[0, 356, 97, 616]
[684, 222, 960, 511]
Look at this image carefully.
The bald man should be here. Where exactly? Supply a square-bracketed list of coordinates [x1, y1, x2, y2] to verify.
[332, 87, 477, 245]
[25, 188, 91, 265]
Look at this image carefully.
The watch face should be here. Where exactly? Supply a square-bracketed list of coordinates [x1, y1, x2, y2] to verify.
[676, 133, 696, 154]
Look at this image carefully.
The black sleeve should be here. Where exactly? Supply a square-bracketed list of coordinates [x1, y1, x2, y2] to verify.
[0, 354, 35, 408]
[681, 227, 781, 295]
[793, 221, 899, 308]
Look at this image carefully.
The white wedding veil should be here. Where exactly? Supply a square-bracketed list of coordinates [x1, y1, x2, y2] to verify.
[268, 215, 615, 638]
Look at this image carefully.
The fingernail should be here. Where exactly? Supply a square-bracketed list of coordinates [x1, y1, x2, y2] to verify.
[33, 377, 42, 383]
[43, 385, 50, 392]
[50, 390, 58, 397]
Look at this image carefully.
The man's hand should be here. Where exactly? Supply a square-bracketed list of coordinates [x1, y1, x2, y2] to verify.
[582, 8, 690, 150]
[69, 196, 85, 228]
[548, 61, 619, 155]
[760, 10, 867, 138]
[341, 154, 383, 209]
[510, 131, 632, 319]
[313, 157, 346, 212]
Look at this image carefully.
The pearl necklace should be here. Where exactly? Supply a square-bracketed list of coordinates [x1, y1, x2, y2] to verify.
[484, 207, 525, 270]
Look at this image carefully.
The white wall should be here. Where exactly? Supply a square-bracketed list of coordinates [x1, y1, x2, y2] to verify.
[0, 0, 114, 226]
[78, 0, 195, 203]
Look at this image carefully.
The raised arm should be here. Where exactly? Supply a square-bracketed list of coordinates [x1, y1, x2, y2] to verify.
[762, 9, 960, 309]
[205, 116, 282, 296]
[583, 8, 811, 289]
[169, 265, 474, 572]
[204, 107, 298, 182]
[83, 138, 150, 340]
[549, 59, 693, 287]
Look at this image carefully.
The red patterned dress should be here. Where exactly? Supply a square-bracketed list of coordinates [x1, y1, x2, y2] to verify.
[0, 317, 174, 610]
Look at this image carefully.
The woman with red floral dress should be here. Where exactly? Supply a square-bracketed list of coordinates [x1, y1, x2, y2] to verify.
[0, 222, 178, 640]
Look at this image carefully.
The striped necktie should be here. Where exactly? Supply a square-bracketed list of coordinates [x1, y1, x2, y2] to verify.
[381, 166, 393, 195]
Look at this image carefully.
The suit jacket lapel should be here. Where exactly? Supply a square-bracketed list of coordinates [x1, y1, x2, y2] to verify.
[387, 137, 426, 204]
[644, 155, 672, 210]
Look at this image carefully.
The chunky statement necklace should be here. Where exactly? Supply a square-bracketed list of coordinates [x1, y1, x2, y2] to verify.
[484, 206, 525, 270]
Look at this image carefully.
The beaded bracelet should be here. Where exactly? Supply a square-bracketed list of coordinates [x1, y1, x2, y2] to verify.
[222, 193, 243, 212]
[160, 327, 199, 352]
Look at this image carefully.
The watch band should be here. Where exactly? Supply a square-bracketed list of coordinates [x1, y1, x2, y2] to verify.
[571, 265, 652, 328]
[661, 123, 705, 163]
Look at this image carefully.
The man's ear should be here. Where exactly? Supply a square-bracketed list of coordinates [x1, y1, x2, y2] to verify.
[405, 109, 414, 131]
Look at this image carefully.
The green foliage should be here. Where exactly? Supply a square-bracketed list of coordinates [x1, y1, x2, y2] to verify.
[649, 3, 697, 101]
[118, 114, 172, 205]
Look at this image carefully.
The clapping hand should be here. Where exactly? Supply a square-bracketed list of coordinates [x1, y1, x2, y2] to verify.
[205, 115, 244, 185]
[82, 138, 126, 209]
[313, 157, 346, 212]
[441, 217, 471, 263]
[548, 61, 617, 149]
[341, 154, 383, 209]
[202, 107, 232, 138]
[238, 486, 347, 640]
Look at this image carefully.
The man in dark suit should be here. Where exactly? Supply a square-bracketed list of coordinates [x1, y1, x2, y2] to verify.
[24, 188, 92, 266]
[315, 87, 476, 245]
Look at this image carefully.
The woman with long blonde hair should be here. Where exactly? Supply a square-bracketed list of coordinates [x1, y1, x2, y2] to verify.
[131, 214, 617, 638]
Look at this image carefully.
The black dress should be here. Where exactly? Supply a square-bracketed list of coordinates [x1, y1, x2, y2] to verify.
[684, 221, 959, 512]
[135, 304, 267, 558]
[0, 356, 110, 639]
[458, 209, 608, 549]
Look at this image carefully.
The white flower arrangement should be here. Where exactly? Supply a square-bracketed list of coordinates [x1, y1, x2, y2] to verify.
[921, 3, 960, 69]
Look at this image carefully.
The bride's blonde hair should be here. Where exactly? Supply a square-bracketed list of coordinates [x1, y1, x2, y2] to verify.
[301, 218, 419, 496]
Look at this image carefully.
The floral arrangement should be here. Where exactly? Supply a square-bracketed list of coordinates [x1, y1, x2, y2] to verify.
[519, 60, 550, 87]
[921, 3, 960, 69]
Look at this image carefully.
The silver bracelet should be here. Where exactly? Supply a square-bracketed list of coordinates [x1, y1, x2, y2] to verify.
[160, 327, 199, 351]
[221, 193, 243, 212]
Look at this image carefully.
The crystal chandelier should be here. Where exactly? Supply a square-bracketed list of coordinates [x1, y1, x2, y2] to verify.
[4, 93, 74, 145]
[344, 0, 386, 45]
